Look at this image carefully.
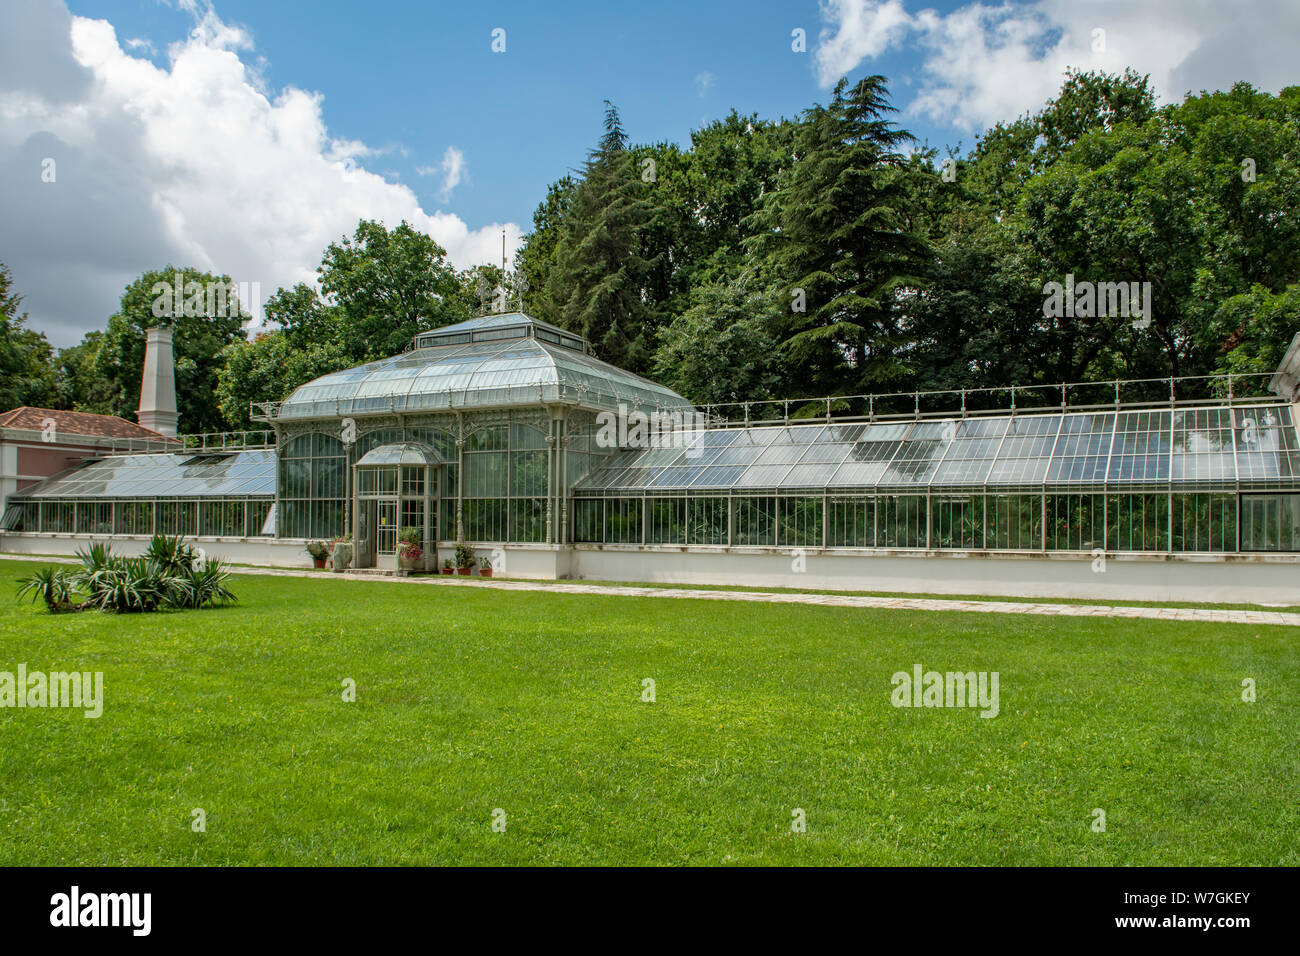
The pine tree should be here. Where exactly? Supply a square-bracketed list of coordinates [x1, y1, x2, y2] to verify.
[548, 102, 662, 374]
[746, 75, 930, 396]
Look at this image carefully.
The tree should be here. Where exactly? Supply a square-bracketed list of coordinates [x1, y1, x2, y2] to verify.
[516, 176, 577, 324]
[0, 263, 59, 409]
[54, 331, 116, 413]
[745, 76, 931, 397]
[654, 278, 784, 406]
[216, 330, 349, 428]
[317, 219, 460, 362]
[546, 102, 663, 374]
[93, 266, 248, 434]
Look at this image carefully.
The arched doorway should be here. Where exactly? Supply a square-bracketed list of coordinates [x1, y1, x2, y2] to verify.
[352, 442, 443, 570]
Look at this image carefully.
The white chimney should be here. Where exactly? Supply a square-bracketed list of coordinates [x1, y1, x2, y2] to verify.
[138, 326, 179, 436]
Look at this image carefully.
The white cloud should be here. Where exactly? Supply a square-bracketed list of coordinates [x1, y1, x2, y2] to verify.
[815, 0, 911, 87]
[694, 71, 716, 97]
[418, 145, 466, 204]
[814, 0, 1300, 131]
[0, 0, 521, 345]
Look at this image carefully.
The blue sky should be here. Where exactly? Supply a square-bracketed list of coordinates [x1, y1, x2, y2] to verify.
[8, 0, 1294, 343]
[65, 0, 974, 230]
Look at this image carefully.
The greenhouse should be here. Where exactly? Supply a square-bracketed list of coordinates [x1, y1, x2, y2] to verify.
[1, 449, 275, 538]
[571, 405, 1300, 553]
[4, 311, 1300, 600]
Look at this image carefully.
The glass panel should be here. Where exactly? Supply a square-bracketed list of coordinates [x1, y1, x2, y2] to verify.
[878, 495, 926, 548]
[778, 497, 822, 547]
[932, 495, 985, 550]
[828, 496, 874, 547]
[1106, 493, 1169, 551]
[731, 497, 776, 546]
[1046, 494, 1105, 550]
[1241, 494, 1300, 551]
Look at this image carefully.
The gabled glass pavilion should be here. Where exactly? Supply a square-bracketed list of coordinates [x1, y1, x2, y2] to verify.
[5, 312, 1300, 564]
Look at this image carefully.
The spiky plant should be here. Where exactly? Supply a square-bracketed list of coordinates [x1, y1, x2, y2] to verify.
[16, 566, 77, 613]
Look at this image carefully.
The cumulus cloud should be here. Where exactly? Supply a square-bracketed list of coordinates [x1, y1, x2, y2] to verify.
[0, 0, 521, 345]
[814, 0, 1300, 130]
[418, 146, 466, 204]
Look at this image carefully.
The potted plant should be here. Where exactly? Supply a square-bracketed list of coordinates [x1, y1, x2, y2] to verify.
[398, 540, 422, 572]
[305, 540, 329, 569]
[331, 534, 353, 572]
[441, 558, 454, 575]
[455, 543, 475, 576]
[478, 555, 494, 578]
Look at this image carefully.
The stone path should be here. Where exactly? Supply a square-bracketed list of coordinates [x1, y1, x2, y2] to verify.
[6, 551, 1295, 627]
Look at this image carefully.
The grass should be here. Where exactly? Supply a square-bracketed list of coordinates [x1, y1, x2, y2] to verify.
[0, 556, 1295, 866]
[8, 550, 1299, 612]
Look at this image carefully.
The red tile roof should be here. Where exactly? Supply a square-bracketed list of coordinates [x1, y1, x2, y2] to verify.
[0, 406, 176, 441]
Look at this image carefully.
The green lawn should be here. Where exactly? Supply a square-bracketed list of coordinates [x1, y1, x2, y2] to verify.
[0, 557, 1295, 866]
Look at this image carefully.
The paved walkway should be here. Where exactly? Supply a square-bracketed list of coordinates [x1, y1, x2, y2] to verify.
[6, 552, 1295, 627]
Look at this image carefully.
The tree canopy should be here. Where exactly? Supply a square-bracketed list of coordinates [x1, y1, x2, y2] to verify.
[9, 69, 1298, 431]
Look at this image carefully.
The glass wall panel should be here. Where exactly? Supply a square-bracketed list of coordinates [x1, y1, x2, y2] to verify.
[878, 495, 926, 548]
[1170, 493, 1235, 552]
[1241, 494, 1300, 551]
[688, 497, 728, 545]
[1046, 494, 1105, 550]
[606, 498, 642, 544]
[278, 432, 346, 539]
[511, 498, 546, 543]
[732, 496, 776, 546]
[989, 494, 1041, 549]
[778, 496, 823, 548]
[647, 497, 688, 544]
[828, 496, 874, 547]
[933, 495, 985, 550]
[248, 499, 273, 536]
[464, 498, 508, 541]
[1106, 493, 1169, 551]
[573, 499, 602, 542]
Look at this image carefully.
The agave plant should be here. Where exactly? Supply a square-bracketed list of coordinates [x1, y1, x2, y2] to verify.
[18, 535, 237, 614]
[175, 559, 237, 608]
[144, 534, 199, 576]
[72, 541, 116, 597]
[85, 557, 174, 613]
[16, 566, 77, 613]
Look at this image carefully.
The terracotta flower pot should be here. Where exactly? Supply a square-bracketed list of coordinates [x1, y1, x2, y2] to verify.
[313, 558, 326, 569]
[441, 567, 454, 575]
[457, 567, 471, 576]
[479, 567, 493, 578]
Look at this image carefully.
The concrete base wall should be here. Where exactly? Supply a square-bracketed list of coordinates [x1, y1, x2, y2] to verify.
[0, 533, 315, 568]
[5, 533, 1298, 603]
[568, 545, 1300, 605]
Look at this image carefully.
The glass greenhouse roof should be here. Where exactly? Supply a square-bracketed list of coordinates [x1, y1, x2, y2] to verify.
[355, 442, 445, 467]
[575, 404, 1300, 494]
[10, 450, 276, 500]
[275, 313, 687, 420]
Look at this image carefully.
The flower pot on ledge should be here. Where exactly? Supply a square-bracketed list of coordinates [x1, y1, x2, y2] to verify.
[457, 566, 472, 576]
[479, 566, 493, 578]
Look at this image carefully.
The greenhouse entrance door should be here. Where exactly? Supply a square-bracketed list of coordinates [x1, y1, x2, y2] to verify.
[352, 442, 444, 571]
